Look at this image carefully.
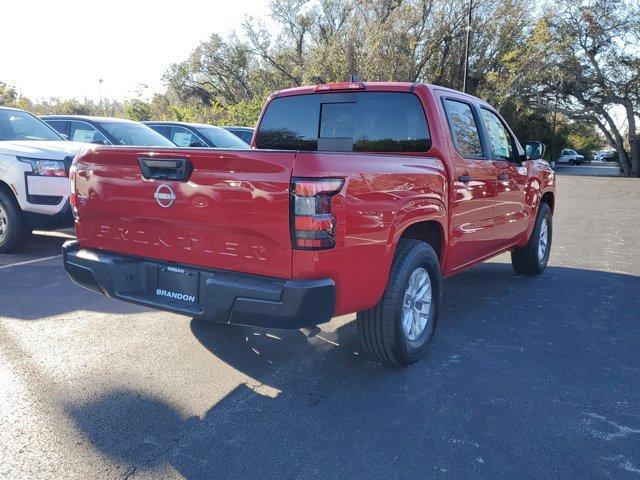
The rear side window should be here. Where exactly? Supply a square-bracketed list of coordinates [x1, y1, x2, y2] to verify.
[46, 120, 70, 137]
[227, 128, 254, 143]
[256, 92, 430, 152]
[443, 100, 483, 158]
[237, 130, 253, 143]
[256, 95, 320, 150]
[148, 124, 171, 138]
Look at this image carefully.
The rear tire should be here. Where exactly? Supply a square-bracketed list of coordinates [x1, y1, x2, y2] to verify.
[0, 189, 31, 254]
[357, 239, 442, 366]
[511, 202, 552, 276]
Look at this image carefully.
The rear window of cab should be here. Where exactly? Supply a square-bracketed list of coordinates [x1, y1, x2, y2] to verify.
[255, 92, 431, 153]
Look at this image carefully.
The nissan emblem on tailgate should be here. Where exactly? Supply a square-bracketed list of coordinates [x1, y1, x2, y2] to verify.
[154, 184, 176, 208]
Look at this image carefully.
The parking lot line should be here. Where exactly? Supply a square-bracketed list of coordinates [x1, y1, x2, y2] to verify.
[0, 255, 63, 270]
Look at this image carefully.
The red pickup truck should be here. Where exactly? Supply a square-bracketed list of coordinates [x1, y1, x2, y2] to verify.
[63, 82, 555, 366]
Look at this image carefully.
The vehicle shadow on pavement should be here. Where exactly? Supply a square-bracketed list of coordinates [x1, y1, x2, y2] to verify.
[66, 264, 640, 479]
[1, 275, 151, 320]
[1, 265, 150, 322]
[2, 232, 150, 319]
[0, 233, 69, 267]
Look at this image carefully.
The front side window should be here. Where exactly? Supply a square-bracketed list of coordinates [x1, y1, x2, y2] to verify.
[480, 108, 514, 161]
[70, 122, 109, 144]
[99, 122, 175, 147]
[256, 92, 430, 152]
[170, 126, 207, 147]
[0, 110, 62, 141]
[443, 99, 483, 158]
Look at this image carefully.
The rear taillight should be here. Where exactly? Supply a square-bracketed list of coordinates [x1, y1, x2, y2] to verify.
[291, 178, 343, 250]
[69, 163, 78, 221]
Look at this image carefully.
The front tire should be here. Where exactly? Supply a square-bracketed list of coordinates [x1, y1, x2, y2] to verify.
[511, 202, 552, 275]
[357, 239, 442, 366]
[0, 189, 31, 254]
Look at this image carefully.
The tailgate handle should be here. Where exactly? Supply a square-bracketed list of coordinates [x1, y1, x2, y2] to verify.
[138, 158, 193, 181]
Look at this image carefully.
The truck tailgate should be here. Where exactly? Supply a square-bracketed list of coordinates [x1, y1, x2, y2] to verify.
[74, 148, 295, 279]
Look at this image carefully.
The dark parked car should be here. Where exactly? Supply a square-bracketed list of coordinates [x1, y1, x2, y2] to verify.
[41, 116, 175, 147]
[223, 126, 254, 144]
[144, 122, 248, 149]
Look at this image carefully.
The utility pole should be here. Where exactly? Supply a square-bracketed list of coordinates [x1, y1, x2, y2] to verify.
[98, 78, 104, 114]
[462, 0, 473, 93]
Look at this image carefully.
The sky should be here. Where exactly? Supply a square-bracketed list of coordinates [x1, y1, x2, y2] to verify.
[0, 0, 270, 101]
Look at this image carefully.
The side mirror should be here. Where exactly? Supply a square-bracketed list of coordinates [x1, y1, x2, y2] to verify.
[60, 133, 69, 140]
[525, 141, 546, 161]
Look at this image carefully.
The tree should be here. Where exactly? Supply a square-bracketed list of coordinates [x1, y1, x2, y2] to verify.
[549, 0, 640, 177]
[2, 0, 610, 153]
[125, 99, 152, 121]
[0, 82, 19, 105]
[164, 33, 256, 106]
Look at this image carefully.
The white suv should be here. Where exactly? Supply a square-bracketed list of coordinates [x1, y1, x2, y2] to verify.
[557, 148, 585, 165]
[0, 106, 85, 253]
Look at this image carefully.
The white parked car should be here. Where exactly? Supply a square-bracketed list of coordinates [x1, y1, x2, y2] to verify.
[557, 148, 585, 165]
[0, 106, 86, 253]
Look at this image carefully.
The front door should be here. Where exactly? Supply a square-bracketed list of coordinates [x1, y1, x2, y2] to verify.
[479, 107, 529, 245]
[440, 97, 498, 272]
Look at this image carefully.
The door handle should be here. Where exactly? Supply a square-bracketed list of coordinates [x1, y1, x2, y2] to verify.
[138, 157, 193, 181]
[458, 175, 473, 183]
[497, 173, 508, 181]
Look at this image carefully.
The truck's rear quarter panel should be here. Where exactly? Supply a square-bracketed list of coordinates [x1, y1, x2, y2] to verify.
[74, 148, 295, 278]
[291, 152, 447, 315]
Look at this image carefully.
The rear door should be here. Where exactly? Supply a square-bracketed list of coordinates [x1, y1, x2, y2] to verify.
[74, 148, 295, 278]
[440, 96, 498, 271]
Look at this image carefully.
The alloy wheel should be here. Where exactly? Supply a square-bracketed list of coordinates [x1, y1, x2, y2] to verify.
[538, 217, 548, 261]
[401, 267, 432, 341]
[0, 203, 7, 243]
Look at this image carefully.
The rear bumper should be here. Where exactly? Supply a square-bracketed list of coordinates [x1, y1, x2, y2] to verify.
[62, 241, 335, 329]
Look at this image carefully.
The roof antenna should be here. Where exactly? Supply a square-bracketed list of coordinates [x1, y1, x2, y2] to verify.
[349, 74, 362, 82]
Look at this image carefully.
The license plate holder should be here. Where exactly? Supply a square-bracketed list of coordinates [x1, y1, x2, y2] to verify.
[156, 266, 199, 304]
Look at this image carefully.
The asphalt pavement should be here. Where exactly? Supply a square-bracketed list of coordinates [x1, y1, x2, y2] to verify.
[554, 161, 622, 177]
[1, 172, 639, 479]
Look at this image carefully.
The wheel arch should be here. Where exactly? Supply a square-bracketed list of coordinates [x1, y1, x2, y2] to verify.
[0, 179, 16, 196]
[0, 180, 22, 206]
[386, 198, 447, 273]
[398, 219, 445, 261]
[541, 191, 555, 213]
[358, 214, 446, 315]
